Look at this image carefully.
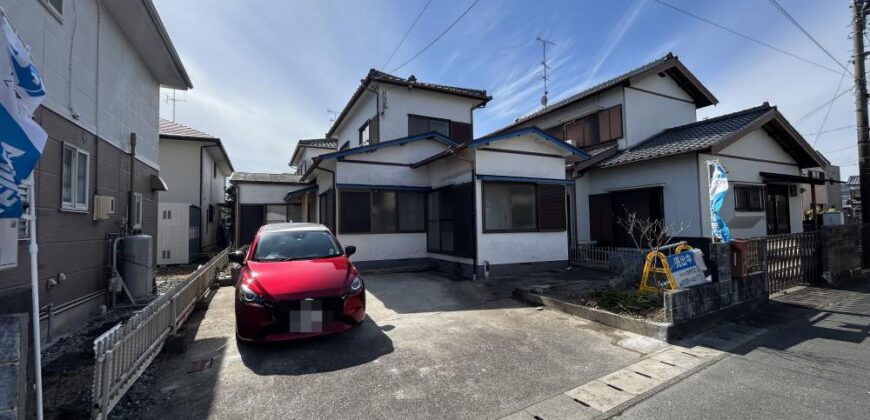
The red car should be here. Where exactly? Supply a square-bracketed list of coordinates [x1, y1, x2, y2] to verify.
[230, 223, 365, 342]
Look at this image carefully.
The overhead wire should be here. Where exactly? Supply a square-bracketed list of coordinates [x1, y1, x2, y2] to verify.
[812, 69, 849, 147]
[389, 0, 481, 73]
[651, 0, 844, 75]
[381, 0, 432, 71]
[767, 0, 852, 75]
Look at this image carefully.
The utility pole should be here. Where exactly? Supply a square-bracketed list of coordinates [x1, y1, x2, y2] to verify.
[536, 36, 555, 107]
[163, 89, 185, 122]
[852, 0, 870, 267]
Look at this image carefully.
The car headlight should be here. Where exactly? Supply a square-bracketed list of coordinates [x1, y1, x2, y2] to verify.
[239, 283, 264, 304]
[348, 276, 363, 293]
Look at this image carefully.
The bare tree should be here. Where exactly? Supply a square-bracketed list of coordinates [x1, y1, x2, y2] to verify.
[616, 207, 689, 252]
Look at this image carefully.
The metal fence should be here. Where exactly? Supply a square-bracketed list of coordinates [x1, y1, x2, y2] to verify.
[737, 232, 821, 294]
[91, 248, 229, 419]
[570, 243, 647, 271]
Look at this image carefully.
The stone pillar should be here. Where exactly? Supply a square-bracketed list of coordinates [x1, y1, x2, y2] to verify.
[708, 242, 732, 283]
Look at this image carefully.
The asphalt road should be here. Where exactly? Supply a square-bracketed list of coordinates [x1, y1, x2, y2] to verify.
[614, 283, 870, 420]
[120, 272, 665, 419]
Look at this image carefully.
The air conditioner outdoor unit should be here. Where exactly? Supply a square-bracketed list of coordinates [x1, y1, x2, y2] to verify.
[93, 195, 115, 221]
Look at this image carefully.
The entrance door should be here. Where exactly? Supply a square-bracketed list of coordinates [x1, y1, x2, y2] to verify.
[239, 204, 265, 246]
[589, 187, 664, 247]
[765, 185, 791, 235]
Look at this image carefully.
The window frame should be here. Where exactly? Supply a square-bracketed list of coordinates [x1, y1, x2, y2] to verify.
[338, 188, 426, 235]
[482, 181, 567, 234]
[408, 114, 452, 137]
[545, 105, 623, 147]
[359, 120, 370, 146]
[734, 184, 765, 212]
[61, 143, 90, 212]
[40, 0, 63, 21]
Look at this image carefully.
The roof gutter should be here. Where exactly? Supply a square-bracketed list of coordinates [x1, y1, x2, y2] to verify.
[142, 0, 192, 88]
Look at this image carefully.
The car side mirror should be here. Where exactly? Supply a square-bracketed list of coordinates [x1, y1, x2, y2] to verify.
[228, 250, 246, 264]
[344, 245, 356, 257]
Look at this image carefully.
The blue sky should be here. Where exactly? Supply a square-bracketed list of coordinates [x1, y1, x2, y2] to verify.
[153, 0, 859, 178]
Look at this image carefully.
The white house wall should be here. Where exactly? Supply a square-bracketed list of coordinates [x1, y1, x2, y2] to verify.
[698, 128, 805, 238]
[378, 85, 475, 142]
[623, 79, 697, 148]
[1, 0, 162, 168]
[578, 154, 704, 242]
[158, 141, 200, 203]
[512, 88, 623, 135]
[334, 92, 377, 148]
[200, 147, 227, 249]
[239, 183, 303, 204]
[474, 136, 570, 267]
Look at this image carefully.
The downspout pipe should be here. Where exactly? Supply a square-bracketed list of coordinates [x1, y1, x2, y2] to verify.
[128, 133, 136, 232]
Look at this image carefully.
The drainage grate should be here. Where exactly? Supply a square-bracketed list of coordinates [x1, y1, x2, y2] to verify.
[633, 371, 652, 379]
[606, 383, 625, 392]
[572, 398, 590, 407]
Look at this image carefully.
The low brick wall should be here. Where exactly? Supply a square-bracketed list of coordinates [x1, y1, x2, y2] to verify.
[664, 243, 767, 326]
[820, 225, 863, 285]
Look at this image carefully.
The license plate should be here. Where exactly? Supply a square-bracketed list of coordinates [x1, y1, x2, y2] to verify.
[289, 299, 323, 333]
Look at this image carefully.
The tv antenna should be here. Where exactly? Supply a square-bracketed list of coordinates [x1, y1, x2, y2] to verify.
[536, 36, 555, 107]
[327, 109, 339, 130]
[163, 89, 185, 122]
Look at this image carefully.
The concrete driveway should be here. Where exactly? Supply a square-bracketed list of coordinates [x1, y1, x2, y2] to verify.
[118, 272, 665, 419]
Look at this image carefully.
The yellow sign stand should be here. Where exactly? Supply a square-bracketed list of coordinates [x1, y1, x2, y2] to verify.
[639, 243, 693, 292]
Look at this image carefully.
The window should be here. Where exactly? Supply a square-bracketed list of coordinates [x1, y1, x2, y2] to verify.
[339, 189, 425, 234]
[62, 144, 89, 211]
[132, 193, 143, 229]
[359, 120, 370, 146]
[426, 184, 474, 257]
[251, 230, 342, 262]
[408, 115, 450, 137]
[319, 190, 335, 232]
[482, 182, 567, 233]
[734, 185, 765, 212]
[548, 105, 623, 147]
[18, 184, 30, 240]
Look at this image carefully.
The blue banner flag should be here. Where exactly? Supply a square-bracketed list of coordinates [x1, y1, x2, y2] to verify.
[0, 16, 47, 218]
[708, 161, 730, 242]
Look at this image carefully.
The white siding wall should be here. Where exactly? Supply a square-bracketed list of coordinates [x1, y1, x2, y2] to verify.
[577, 154, 704, 241]
[158, 140, 200, 203]
[698, 129, 805, 239]
[332, 83, 477, 147]
[623, 76, 697, 148]
[1, 0, 162, 167]
[475, 135, 570, 266]
[512, 88, 623, 136]
[238, 183, 301, 204]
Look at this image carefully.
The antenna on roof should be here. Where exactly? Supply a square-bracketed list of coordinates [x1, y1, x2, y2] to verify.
[536, 36, 555, 108]
[327, 109, 339, 131]
[163, 89, 185, 122]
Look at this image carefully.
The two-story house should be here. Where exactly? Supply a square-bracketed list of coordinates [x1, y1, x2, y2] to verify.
[157, 119, 233, 264]
[290, 69, 589, 278]
[0, 0, 190, 337]
[492, 53, 829, 248]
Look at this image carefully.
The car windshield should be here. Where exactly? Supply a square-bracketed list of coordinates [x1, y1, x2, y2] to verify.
[251, 230, 342, 262]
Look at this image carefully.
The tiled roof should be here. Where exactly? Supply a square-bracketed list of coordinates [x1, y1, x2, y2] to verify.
[229, 172, 304, 184]
[582, 141, 619, 158]
[848, 175, 860, 186]
[597, 104, 773, 168]
[326, 69, 491, 137]
[159, 118, 216, 139]
[489, 52, 717, 136]
[297, 138, 338, 149]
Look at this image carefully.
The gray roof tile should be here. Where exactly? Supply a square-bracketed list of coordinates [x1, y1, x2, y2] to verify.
[597, 104, 772, 168]
[159, 119, 216, 139]
[229, 172, 304, 184]
[297, 138, 338, 149]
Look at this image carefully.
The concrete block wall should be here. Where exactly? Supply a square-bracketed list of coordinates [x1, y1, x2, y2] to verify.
[664, 243, 767, 324]
[0, 314, 28, 420]
[820, 225, 862, 284]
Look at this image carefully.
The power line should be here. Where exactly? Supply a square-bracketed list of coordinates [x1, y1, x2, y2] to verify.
[389, 0, 481, 74]
[381, 0, 432, 71]
[651, 0, 844, 75]
[767, 0, 852, 76]
[803, 124, 856, 137]
[820, 143, 857, 154]
[794, 85, 854, 125]
[812, 70, 849, 147]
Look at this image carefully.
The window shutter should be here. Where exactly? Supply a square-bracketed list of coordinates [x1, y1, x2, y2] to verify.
[598, 109, 611, 142]
[565, 122, 583, 144]
[609, 105, 622, 140]
[369, 116, 380, 144]
[536, 184, 566, 231]
[449, 121, 473, 143]
[339, 191, 370, 233]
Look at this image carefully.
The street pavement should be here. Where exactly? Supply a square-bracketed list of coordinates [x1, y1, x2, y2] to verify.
[613, 283, 870, 420]
[119, 271, 667, 419]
